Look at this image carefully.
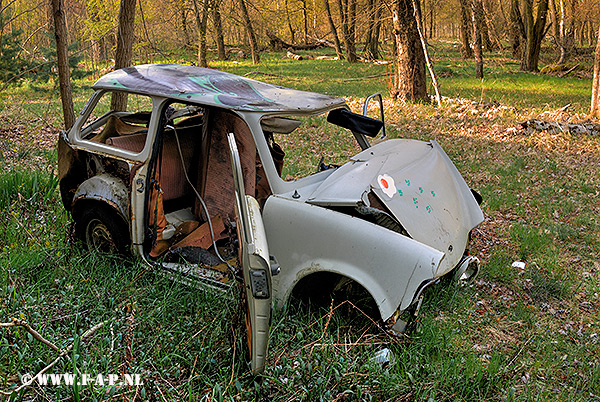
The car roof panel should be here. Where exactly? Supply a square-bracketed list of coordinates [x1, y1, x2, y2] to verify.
[93, 64, 346, 113]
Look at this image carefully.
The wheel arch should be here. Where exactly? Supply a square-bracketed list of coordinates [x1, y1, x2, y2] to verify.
[71, 173, 130, 222]
[290, 270, 382, 319]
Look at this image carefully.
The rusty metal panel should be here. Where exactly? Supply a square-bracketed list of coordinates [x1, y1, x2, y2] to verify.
[73, 173, 130, 220]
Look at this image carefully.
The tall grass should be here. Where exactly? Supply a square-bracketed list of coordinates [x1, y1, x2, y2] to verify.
[0, 170, 58, 210]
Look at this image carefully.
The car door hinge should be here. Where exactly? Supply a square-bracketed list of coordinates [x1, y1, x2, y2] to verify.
[269, 255, 280, 276]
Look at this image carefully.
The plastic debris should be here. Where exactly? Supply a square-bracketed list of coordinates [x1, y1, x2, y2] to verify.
[369, 348, 395, 367]
[511, 261, 526, 270]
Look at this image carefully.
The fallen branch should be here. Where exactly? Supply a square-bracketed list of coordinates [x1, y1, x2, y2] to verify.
[0, 318, 59, 351]
[266, 31, 326, 51]
[243, 71, 289, 79]
[503, 336, 533, 374]
[0, 319, 110, 396]
[340, 72, 393, 81]
[558, 64, 580, 78]
[243, 71, 393, 83]
[517, 119, 600, 136]
[285, 49, 304, 60]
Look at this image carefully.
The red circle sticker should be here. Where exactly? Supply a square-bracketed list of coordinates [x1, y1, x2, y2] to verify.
[377, 174, 397, 198]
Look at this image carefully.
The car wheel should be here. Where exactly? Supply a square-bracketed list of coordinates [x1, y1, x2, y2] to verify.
[75, 204, 129, 254]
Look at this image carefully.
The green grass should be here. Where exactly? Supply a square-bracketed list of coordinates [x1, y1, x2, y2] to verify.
[0, 170, 58, 211]
[1, 41, 600, 400]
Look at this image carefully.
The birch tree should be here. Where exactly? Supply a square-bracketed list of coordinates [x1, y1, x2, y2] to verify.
[392, 0, 427, 102]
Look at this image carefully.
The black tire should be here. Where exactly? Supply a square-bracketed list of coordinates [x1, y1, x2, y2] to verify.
[74, 203, 130, 254]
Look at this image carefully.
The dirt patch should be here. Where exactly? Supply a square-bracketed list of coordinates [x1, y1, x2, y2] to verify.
[0, 115, 59, 170]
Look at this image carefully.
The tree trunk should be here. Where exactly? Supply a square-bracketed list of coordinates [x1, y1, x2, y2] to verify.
[472, 0, 491, 51]
[348, 0, 357, 61]
[371, 6, 382, 58]
[337, 0, 357, 62]
[88, 10, 103, 66]
[550, 0, 564, 63]
[411, 0, 441, 106]
[520, 0, 549, 72]
[471, 0, 484, 78]
[192, 0, 209, 67]
[482, 0, 503, 51]
[509, 0, 524, 59]
[558, 0, 566, 62]
[324, 0, 344, 59]
[51, 0, 75, 130]
[111, 0, 136, 112]
[429, 2, 434, 39]
[180, 4, 192, 49]
[285, 0, 295, 43]
[0, 1, 4, 61]
[591, 26, 600, 118]
[212, 0, 226, 60]
[459, 0, 473, 58]
[365, 0, 374, 53]
[364, 0, 381, 59]
[392, 0, 427, 102]
[238, 0, 259, 64]
[301, 0, 309, 44]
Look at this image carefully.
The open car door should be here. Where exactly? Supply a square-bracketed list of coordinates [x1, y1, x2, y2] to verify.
[227, 132, 273, 374]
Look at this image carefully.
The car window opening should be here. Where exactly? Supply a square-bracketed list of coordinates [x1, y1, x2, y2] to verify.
[265, 111, 362, 181]
[80, 92, 153, 146]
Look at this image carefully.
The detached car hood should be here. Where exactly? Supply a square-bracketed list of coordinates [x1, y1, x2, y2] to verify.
[307, 139, 484, 273]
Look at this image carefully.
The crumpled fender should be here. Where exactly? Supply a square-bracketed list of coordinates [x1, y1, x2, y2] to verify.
[72, 173, 130, 220]
[263, 195, 445, 321]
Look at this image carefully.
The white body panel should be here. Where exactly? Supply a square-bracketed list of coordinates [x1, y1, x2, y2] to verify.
[262, 196, 445, 321]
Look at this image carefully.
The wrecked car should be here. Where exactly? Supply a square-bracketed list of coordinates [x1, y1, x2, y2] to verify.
[58, 64, 484, 372]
